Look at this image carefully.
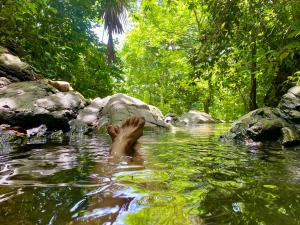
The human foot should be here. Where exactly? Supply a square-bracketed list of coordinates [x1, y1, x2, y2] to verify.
[108, 117, 145, 156]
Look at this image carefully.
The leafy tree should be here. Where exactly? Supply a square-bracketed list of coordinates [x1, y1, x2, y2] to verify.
[122, 0, 300, 119]
[1, 0, 299, 119]
[0, 0, 124, 98]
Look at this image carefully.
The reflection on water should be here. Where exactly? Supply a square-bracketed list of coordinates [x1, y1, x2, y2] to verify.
[0, 124, 300, 225]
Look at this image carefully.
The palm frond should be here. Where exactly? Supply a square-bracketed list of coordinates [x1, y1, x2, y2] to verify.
[101, 0, 128, 63]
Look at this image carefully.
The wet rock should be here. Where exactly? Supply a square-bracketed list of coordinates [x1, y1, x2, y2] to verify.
[179, 110, 218, 125]
[0, 123, 67, 147]
[222, 108, 283, 142]
[27, 124, 47, 137]
[0, 124, 27, 138]
[75, 93, 168, 131]
[0, 77, 11, 88]
[75, 97, 103, 126]
[246, 118, 286, 141]
[69, 119, 91, 135]
[0, 130, 25, 148]
[164, 113, 179, 125]
[223, 86, 300, 147]
[0, 124, 27, 147]
[278, 86, 300, 124]
[47, 130, 64, 142]
[281, 127, 300, 147]
[0, 81, 86, 131]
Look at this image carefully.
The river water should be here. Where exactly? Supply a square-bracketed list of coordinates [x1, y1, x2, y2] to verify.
[0, 124, 299, 225]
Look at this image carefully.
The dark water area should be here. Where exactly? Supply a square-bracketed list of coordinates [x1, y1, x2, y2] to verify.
[0, 124, 300, 225]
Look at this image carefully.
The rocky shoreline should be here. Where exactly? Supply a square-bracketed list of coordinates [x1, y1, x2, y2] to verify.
[0, 48, 219, 147]
[0, 47, 299, 148]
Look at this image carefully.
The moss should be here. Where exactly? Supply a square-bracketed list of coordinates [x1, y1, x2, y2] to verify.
[281, 127, 300, 147]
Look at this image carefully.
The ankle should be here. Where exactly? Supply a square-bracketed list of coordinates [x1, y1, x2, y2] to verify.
[110, 138, 132, 155]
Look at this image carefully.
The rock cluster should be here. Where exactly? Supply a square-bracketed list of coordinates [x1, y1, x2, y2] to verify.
[0, 48, 170, 145]
[222, 86, 300, 147]
[0, 81, 86, 131]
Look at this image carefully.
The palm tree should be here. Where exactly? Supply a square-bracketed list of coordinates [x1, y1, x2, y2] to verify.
[101, 0, 128, 63]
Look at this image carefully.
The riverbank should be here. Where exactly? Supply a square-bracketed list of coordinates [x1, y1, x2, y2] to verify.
[0, 47, 299, 148]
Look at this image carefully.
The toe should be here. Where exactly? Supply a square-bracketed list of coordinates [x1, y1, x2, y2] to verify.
[113, 125, 120, 134]
[133, 117, 140, 126]
[138, 117, 145, 127]
[122, 118, 130, 128]
[108, 125, 120, 141]
[107, 125, 113, 134]
[130, 117, 137, 125]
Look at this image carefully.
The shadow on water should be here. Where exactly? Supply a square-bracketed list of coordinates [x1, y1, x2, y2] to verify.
[0, 124, 300, 225]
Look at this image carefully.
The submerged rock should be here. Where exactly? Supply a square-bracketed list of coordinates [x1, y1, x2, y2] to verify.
[0, 124, 27, 144]
[0, 123, 66, 147]
[179, 110, 218, 125]
[75, 93, 168, 131]
[0, 81, 86, 131]
[222, 86, 300, 147]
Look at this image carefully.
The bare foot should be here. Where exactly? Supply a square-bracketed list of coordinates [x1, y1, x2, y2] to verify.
[107, 117, 145, 157]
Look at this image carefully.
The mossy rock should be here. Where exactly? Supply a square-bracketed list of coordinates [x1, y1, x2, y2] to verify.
[0, 81, 86, 131]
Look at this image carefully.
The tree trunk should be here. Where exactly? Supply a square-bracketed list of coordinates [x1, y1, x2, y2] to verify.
[249, 73, 257, 111]
[203, 99, 210, 114]
[203, 79, 213, 114]
[249, 42, 258, 111]
[107, 30, 115, 64]
[193, 9, 202, 41]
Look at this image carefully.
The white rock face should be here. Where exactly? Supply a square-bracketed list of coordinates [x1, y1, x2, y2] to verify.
[0, 47, 36, 82]
[48, 80, 74, 92]
[0, 52, 28, 70]
[76, 93, 168, 129]
[0, 81, 86, 131]
[179, 110, 217, 125]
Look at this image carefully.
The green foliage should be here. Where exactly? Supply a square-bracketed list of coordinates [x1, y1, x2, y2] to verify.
[1, 0, 299, 117]
[121, 0, 300, 120]
[0, 0, 123, 98]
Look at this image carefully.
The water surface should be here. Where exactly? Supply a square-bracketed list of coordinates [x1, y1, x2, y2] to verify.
[0, 124, 300, 225]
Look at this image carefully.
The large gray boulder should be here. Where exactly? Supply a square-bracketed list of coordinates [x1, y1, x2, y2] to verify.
[0, 47, 37, 82]
[0, 81, 86, 131]
[179, 110, 218, 125]
[222, 86, 300, 147]
[75, 93, 168, 130]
